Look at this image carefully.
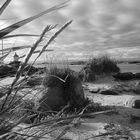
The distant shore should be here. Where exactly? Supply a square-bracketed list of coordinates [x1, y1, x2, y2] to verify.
[34, 59, 140, 66]
[33, 59, 140, 74]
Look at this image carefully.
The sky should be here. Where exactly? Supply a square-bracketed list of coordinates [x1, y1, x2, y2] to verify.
[0, 0, 140, 62]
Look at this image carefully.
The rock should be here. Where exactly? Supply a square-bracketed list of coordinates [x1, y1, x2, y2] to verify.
[89, 88, 100, 93]
[133, 100, 140, 109]
[112, 72, 135, 80]
[26, 76, 44, 87]
[0, 65, 17, 78]
[134, 73, 140, 80]
[99, 90, 119, 95]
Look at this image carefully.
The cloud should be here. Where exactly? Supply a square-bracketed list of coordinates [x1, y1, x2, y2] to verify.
[1, 0, 140, 61]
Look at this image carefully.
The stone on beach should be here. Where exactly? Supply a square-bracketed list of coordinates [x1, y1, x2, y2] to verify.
[113, 72, 135, 81]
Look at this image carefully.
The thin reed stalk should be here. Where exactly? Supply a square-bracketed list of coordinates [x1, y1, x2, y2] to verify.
[0, 0, 11, 16]
[33, 20, 73, 64]
[17, 110, 115, 131]
[0, 25, 54, 111]
[20, 21, 72, 89]
[0, 1, 68, 39]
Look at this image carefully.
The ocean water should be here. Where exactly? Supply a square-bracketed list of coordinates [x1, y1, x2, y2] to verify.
[35, 63, 140, 73]
[118, 63, 140, 73]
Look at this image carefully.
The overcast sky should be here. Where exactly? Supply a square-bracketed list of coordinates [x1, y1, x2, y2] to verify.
[0, 0, 140, 62]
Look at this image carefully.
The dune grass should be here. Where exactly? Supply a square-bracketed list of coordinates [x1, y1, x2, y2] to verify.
[0, 1, 75, 138]
[37, 64, 88, 111]
[0, 1, 118, 139]
[80, 55, 120, 82]
[43, 64, 73, 87]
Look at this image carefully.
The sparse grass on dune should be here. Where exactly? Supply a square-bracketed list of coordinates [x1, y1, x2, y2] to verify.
[80, 55, 120, 82]
[43, 65, 74, 87]
[37, 64, 88, 111]
[87, 55, 120, 75]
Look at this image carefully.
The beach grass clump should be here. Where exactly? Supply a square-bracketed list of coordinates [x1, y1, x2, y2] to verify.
[80, 55, 120, 82]
[43, 65, 72, 87]
[36, 65, 88, 112]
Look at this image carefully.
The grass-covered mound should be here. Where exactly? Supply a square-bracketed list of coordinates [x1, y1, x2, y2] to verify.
[80, 55, 120, 82]
[36, 65, 88, 111]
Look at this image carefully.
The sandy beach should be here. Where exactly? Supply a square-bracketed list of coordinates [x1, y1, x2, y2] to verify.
[0, 62, 140, 140]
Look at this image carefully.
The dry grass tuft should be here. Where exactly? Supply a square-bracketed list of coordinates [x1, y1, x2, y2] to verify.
[36, 65, 89, 112]
[80, 55, 120, 82]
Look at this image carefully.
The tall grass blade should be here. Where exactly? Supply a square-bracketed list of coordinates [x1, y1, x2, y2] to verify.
[33, 20, 72, 63]
[0, 50, 10, 62]
[33, 49, 54, 54]
[0, 0, 12, 16]
[0, 25, 54, 111]
[18, 110, 115, 131]
[0, 1, 68, 38]
[0, 45, 32, 52]
[1, 34, 39, 39]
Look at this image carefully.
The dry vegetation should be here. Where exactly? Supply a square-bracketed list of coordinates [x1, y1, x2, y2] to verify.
[79, 55, 120, 82]
[0, 1, 113, 139]
[0, 1, 139, 140]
